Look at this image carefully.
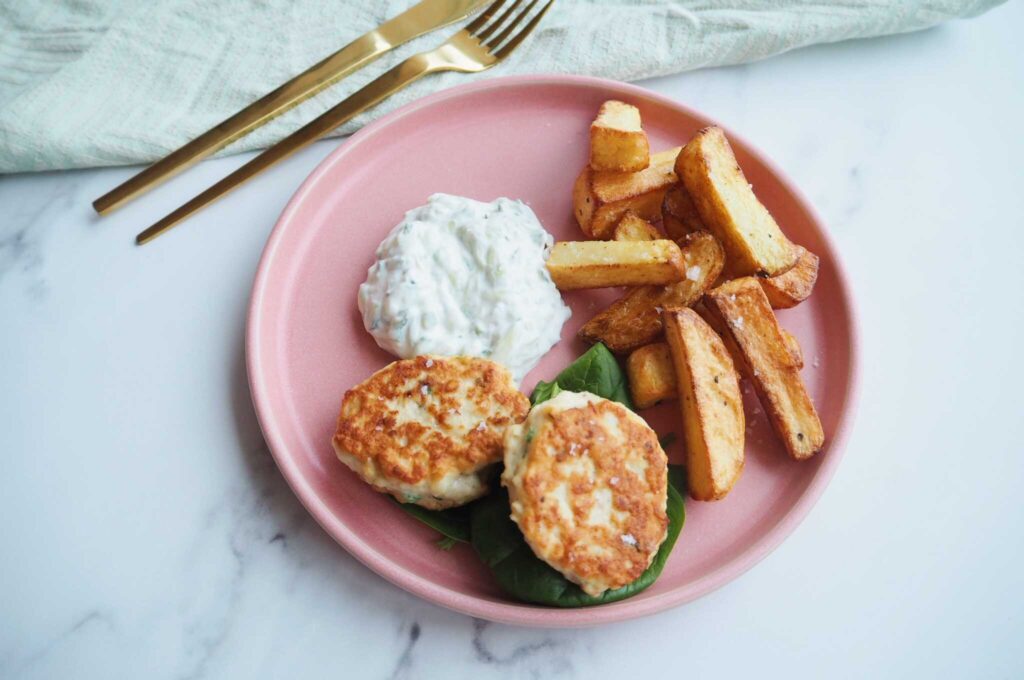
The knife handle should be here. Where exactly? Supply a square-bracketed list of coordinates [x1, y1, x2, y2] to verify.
[93, 0, 484, 215]
[134, 56, 436, 245]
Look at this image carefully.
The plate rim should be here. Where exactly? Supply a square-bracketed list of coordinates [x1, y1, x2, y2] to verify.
[246, 74, 862, 627]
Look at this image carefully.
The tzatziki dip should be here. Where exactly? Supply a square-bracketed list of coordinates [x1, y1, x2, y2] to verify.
[358, 194, 570, 381]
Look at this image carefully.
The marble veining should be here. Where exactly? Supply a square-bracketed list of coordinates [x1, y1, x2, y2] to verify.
[2, 6, 1022, 678]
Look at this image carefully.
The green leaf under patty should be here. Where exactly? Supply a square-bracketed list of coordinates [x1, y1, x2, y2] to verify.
[469, 465, 685, 607]
[529, 343, 633, 409]
[394, 500, 471, 547]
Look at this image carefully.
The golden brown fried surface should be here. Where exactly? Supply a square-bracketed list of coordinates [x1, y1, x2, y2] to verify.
[661, 184, 707, 240]
[547, 239, 686, 290]
[663, 308, 745, 501]
[613, 211, 662, 242]
[626, 343, 677, 409]
[503, 391, 669, 596]
[759, 245, 820, 309]
[577, 231, 725, 353]
[574, 147, 681, 239]
[677, 127, 798, 276]
[704, 278, 824, 460]
[333, 356, 529, 509]
[589, 100, 650, 172]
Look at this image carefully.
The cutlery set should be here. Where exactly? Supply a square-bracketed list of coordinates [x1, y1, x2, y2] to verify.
[91, 0, 554, 245]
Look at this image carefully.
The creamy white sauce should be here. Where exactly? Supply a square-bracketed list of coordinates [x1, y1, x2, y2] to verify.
[358, 194, 570, 381]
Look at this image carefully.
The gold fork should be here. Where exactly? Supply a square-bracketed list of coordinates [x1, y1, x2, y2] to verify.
[136, 0, 554, 245]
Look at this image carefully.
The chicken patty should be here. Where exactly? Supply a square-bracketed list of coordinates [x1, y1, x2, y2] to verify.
[502, 390, 669, 596]
[333, 355, 529, 509]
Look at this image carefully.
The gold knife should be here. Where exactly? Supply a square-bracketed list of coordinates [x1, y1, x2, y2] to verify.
[92, 0, 488, 215]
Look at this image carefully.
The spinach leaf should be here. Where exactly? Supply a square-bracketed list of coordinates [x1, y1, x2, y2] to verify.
[470, 465, 686, 607]
[529, 379, 562, 406]
[530, 343, 633, 410]
[394, 501, 471, 549]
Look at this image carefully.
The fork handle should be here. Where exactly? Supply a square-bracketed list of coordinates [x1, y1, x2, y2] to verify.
[135, 58, 436, 245]
[94, 0, 488, 215]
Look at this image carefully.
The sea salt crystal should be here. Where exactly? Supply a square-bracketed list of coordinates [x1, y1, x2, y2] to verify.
[620, 534, 638, 547]
[686, 265, 702, 281]
[610, 476, 620, 486]
[420, 385, 429, 395]
[425, 358, 434, 368]
[375, 425, 384, 432]
[731, 316, 745, 330]
[476, 422, 486, 432]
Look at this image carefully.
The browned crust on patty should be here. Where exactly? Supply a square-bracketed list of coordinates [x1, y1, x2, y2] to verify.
[509, 397, 668, 593]
[333, 356, 529, 505]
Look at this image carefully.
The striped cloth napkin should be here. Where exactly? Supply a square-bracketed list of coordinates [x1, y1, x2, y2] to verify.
[0, 0, 1003, 172]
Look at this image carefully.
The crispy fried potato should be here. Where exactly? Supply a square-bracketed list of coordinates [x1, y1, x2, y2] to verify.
[577, 231, 725, 352]
[663, 308, 744, 501]
[760, 245, 819, 309]
[704, 278, 824, 460]
[626, 343, 676, 409]
[613, 211, 661, 242]
[661, 184, 706, 241]
[677, 127, 797, 276]
[624, 322, 803, 410]
[589, 100, 650, 172]
[696, 302, 803, 371]
[574, 147, 680, 239]
[546, 240, 685, 290]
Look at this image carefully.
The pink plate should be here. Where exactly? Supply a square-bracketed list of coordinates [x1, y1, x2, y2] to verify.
[247, 75, 860, 627]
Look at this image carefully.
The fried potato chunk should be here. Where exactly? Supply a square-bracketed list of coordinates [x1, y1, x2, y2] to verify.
[759, 245, 820, 309]
[663, 308, 744, 501]
[613, 211, 661, 242]
[574, 147, 680, 239]
[677, 127, 797, 276]
[704, 278, 824, 460]
[589, 100, 650, 172]
[626, 343, 676, 409]
[623, 322, 803, 412]
[696, 302, 804, 371]
[577, 231, 725, 352]
[661, 184, 706, 241]
[547, 239, 685, 290]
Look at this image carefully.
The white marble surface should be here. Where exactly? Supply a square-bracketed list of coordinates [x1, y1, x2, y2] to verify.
[2, 4, 1022, 678]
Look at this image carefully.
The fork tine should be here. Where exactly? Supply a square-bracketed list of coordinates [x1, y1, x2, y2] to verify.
[463, 0, 508, 34]
[493, 0, 554, 60]
[472, 0, 524, 42]
[483, 0, 540, 50]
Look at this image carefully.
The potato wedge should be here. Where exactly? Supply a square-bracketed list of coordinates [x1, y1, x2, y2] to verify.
[574, 147, 680, 239]
[613, 211, 661, 242]
[696, 302, 803, 370]
[577, 231, 725, 352]
[624, 323, 803, 410]
[760, 245, 819, 309]
[546, 240, 685, 290]
[626, 343, 676, 409]
[589, 100, 650, 172]
[661, 184, 706, 241]
[677, 127, 797, 276]
[663, 308, 744, 501]
[704, 278, 824, 460]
